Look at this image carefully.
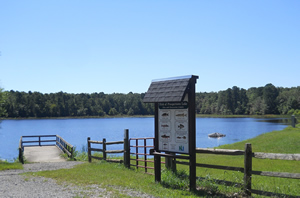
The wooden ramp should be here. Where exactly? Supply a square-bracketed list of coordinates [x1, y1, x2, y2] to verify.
[19, 135, 73, 163]
[24, 146, 67, 163]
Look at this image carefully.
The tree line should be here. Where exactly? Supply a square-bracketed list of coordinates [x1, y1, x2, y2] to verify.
[197, 84, 300, 115]
[0, 83, 299, 118]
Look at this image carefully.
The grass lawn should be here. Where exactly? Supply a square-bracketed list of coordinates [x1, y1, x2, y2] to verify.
[0, 160, 23, 171]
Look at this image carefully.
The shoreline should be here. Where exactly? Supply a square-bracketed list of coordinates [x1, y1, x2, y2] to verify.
[0, 114, 293, 120]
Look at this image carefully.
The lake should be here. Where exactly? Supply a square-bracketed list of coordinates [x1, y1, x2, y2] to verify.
[0, 117, 288, 161]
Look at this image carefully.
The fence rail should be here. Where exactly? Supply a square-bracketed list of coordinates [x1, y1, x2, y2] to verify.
[87, 129, 130, 165]
[18, 135, 74, 163]
[129, 137, 155, 174]
[176, 144, 300, 197]
[80, 129, 300, 197]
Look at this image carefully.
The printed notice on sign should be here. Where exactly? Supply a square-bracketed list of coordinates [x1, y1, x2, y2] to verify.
[158, 102, 189, 154]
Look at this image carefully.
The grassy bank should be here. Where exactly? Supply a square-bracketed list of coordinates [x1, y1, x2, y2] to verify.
[193, 124, 300, 196]
[0, 160, 23, 171]
[196, 114, 294, 118]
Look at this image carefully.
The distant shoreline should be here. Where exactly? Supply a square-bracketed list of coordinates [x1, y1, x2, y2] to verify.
[0, 114, 293, 120]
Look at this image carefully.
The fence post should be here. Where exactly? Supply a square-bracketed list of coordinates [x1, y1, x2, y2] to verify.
[292, 115, 296, 128]
[19, 147, 24, 164]
[244, 143, 252, 197]
[165, 152, 176, 172]
[70, 146, 74, 160]
[136, 139, 139, 169]
[124, 129, 130, 168]
[87, 137, 91, 163]
[103, 138, 107, 161]
[39, 136, 41, 146]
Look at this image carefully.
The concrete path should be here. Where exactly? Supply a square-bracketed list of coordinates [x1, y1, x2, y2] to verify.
[24, 146, 67, 162]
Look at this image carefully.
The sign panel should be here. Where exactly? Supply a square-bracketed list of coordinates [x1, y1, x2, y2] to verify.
[158, 102, 189, 154]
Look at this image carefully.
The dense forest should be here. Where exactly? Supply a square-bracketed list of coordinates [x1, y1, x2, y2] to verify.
[0, 83, 299, 118]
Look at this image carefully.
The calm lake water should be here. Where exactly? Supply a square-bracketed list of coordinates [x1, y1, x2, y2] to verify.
[0, 117, 288, 161]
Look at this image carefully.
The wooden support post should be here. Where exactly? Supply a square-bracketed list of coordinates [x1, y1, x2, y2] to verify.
[165, 152, 171, 170]
[144, 138, 147, 173]
[87, 137, 91, 163]
[70, 146, 74, 160]
[165, 152, 176, 172]
[189, 77, 197, 191]
[171, 155, 177, 173]
[136, 139, 139, 169]
[154, 155, 161, 182]
[244, 143, 252, 197]
[103, 138, 107, 161]
[292, 115, 296, 128]
[124, 129, 130, 168]
[154, 103, 161, 182]
[19, 148, 24, 164]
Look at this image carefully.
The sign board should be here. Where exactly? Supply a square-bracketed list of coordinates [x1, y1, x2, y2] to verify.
[158, 102, 189, 153]
[142, 75, 198, 190]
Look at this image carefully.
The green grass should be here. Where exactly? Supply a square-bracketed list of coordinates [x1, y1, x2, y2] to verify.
[22, 124, 300, 197]
[218, 124, 300, 153]
[189, 124, 300, 196]
[25, 161, 228, 197]
[0, 160, 23, 171]
[196, 114, 292, 118]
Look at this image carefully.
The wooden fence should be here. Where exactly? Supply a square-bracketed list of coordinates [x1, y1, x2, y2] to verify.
[18, 135, 74, 163]
[87, 131, 300, 197]
[87, 129, 130, 165]
[87, 130, 155, 174]
[174, 143, 300, 197]
[129, 137, 155, 174]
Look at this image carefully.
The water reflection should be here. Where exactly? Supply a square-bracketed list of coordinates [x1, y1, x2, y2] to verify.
[256, 118, 290, 125]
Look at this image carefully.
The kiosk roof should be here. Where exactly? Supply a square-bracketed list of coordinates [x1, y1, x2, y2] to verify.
[143, 75, 198, 103]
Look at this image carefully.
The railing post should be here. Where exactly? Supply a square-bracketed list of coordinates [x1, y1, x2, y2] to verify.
[165, 152, 171, 170]
[144, 138, 147, 173]
[136, 139, 139, 169]
[70, 146, 74, 160]
[124, 129, 130, 168]
[165, 152, 177, 172]
[19, 147, 23, 164]
[103, 138, 107, 161]
[292, 115, 296, 128]
[87, 137, 91, 163]
[39, 136, 41, 146]
[244, 143, 252, 197]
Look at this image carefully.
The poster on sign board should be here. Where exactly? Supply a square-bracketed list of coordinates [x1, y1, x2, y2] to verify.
[158, 102, 189, 154]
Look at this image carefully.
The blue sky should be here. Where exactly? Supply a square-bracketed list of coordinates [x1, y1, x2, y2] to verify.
[0, 1, 299, 94]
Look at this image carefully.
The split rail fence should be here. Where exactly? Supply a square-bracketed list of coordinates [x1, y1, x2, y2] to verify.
[86, 130, 300, 197]
[174, 144, 300, 197]
[87, 129, 131, 165]
[129, 137, 155, 174]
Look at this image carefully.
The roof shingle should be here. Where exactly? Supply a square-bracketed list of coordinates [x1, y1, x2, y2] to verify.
[143, 75, 198, 103]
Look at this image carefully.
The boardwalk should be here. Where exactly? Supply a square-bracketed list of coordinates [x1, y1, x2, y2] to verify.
[24, 146, 66, 163]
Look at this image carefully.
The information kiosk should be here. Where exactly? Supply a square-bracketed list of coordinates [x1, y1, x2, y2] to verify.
[143, 75, 199, 190]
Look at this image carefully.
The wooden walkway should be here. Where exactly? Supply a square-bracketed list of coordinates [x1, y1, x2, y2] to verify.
[19, 135, 73, 163]
[24, 146, 66, 163]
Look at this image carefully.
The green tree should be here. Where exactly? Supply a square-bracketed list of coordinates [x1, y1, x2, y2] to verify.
[0, 87, 7, 116]
[263, 83, 279, 114]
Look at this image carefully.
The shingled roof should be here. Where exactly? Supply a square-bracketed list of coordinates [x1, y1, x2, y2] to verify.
[143, 75, 198, 103]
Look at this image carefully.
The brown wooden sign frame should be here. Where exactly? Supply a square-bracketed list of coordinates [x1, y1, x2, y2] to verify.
[143, 75, 198, 190]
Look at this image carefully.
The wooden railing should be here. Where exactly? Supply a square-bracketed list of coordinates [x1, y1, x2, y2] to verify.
[174, 144, 300, 197]
[18, 135, 74, 163]
[87, 129, 130, 165]
[56, 135, 74, 159]
[129, 137, 155, 174]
